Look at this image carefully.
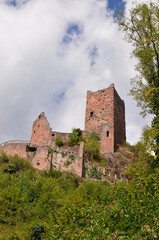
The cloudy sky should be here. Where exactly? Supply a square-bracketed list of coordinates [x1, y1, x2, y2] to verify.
[0, 0, 154, 144]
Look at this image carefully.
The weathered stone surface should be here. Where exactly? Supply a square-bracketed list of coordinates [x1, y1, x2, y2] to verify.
[0, 141, 28, 159]
[30, 112, 52, 147]
[85, 83, 125, 153]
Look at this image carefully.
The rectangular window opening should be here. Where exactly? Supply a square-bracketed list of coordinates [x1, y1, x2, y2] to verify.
[107, 131, 109, 137]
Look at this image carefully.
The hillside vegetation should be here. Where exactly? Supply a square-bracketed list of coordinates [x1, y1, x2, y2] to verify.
[0, 145, 159, 240]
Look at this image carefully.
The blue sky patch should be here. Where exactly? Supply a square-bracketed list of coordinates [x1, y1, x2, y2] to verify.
[63, 22, 83, 44]
[5, 0, 28, 7]
[53, 91, 65, 104]
[107, 0, 125, 17]
[89, 46, 98, 67]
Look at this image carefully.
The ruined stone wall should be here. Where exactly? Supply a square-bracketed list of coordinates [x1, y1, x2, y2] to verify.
[52, 142, 84, 177]
[26, 142, 84, 177]
[0, 141, 84, 177]
[85, 84, 114, 135]
[51, 132, 70, 145]
[30, 112, 52, 147]
[0, 141, 28, 159]
[30, 146, 50, 170]
[114, 89, 126, 149]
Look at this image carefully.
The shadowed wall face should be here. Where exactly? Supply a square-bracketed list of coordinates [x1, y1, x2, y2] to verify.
[114, 89, 126, 148]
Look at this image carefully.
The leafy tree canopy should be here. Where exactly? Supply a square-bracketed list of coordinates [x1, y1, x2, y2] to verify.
[117, 2, 159, 157]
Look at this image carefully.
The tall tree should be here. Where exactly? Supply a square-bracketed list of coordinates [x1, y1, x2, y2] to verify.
[117, 2, 159, 158]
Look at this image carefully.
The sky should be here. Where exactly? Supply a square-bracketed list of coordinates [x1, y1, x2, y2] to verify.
[0, 0, 155, 145]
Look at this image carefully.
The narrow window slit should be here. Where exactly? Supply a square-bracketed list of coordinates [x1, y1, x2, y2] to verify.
[90, 111, 94, 117]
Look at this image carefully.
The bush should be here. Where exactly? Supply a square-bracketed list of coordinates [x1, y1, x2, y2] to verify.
[55, 136, 64, 147]
[84, 132, 101, 161]
[30, 224, 44, 240]
[88, 167, 101, 180]
[69, 128, 83, 146]
[0, 152, 9, 164]
[3, 162, 20, 174]
[1, 154, 33, 173]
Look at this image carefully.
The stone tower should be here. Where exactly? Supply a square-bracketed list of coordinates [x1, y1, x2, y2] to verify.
[84, 83, 126, 153]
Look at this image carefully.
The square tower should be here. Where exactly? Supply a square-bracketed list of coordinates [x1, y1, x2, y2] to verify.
[84, 84, 126, 153]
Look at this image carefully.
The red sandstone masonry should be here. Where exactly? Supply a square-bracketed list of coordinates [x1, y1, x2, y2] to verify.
[30, 112, 52, 147]
[85, 84, 125, 153]
[85, 84, 115, 135]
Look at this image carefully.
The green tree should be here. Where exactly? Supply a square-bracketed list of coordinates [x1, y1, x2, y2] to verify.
[69, 128, 83, 146]
[118, 2, 159, 158]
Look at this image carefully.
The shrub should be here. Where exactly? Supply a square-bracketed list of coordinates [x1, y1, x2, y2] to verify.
[3, 162, 20, 174]
[69, 128, 83, 146]
[64, 159, 71, 167]
[55, 136, 64, 147]
[30, 224, 44, 240]
[69, 154, 75, 161]
[88, 167, 101, 180]
[64, 154, 76, 167]
[0, 152, 9, 164]
[61, 151, 67, 158]
[84, 132, 101, 161]
[2, 154, 33, 173]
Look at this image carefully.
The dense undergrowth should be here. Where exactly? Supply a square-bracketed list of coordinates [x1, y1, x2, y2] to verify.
[0, 151, 159, 240]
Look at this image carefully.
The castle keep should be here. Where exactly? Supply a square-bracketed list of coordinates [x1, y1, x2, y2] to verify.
[85, 84, 125, 153]
[0, 84, 126, 177]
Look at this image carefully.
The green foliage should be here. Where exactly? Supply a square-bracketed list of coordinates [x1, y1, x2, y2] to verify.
[117, 2, 159, 157]
[64, 159, 71, 167]
[61, 151, 67, 158]
[30, 224, 44, 240]
[88, 167, 101, 180]
[3, 162, 20, 174]
[84, 132, 101, 161]
[69, 128, 83, 146]
[55, 136, 64, 147]
[69, 154, 75, 161]
[0, 152, 9, 163]
[1, 152, 159, 239]
[64, 155, 75, 167]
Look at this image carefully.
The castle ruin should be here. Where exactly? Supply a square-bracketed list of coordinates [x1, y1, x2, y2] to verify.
[0, 84, 126, 177]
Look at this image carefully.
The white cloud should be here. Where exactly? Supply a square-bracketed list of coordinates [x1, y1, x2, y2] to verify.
[0, 0, 154, 145]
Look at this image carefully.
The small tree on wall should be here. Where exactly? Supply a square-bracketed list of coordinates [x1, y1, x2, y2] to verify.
[84, 132, 101, 161]
[69, 128, 83, 146]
